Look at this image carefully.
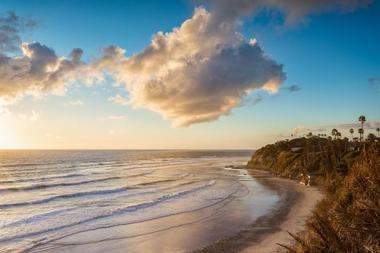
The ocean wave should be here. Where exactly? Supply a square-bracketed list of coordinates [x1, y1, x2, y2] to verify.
[0, 173, 192, 210]
[0, 176, 122, 192]
[0, 180, 216, 244]
[0, 162, 60, 168]
[136, 172, 190, 186]
[0, 173, 84, 185]
[26, 182, 239, 252]
[0, 167, 150, 185]
[0, 207, 82, 235]
[0, 187, 130, 209]
[0, 179, 204, 230]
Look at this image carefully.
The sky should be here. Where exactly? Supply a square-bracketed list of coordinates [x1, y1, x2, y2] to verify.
[0, 0, 379, 149]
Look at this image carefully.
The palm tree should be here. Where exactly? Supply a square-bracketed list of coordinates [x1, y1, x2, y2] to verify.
[349, 128, 354, 140]
[358, 128, 364, 142]
[336, 132, 342, 139]
[331, 129, 338, 139]
[358, 115, 366, 141]
[377, 127, 380, 137]
[367, 133, 376, 142]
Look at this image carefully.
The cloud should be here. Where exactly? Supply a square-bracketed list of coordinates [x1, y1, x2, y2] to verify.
[291, 125, 306, 136]
[18, 110, 40, 121]
[0, 11, 36, 53]
[203, 0, 372, 25]
[2, 9, 282, 128]
[44, 132, 62, 139]
[251, 95, 264, 105]
[368, 77, 378, 85]
[368, 76, 380, 91]
[0, 12, 86, 107]
[0, 41, 85, 106]
[96, 8, 285, 127]
[108, 94, 129, 106]
[107, 115, 127, 120]
[244, 94, 264, 106]
[66, 100, 84, 106]
[94, 0, 370, 127]
[283, 84, 301, 92]
[291, 125, 327, 136]
[1, 3, 371, 127]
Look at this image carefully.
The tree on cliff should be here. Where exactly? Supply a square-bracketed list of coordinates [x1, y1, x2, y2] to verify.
[349, 128, 354, 140]
[358, 128, 364, 142]
[358, 115, 366, 141]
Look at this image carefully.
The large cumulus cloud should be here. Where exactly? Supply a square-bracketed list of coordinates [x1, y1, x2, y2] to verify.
[98, 0, 371, 126]
[100, 8, 285, 126]
[0, 12, 86, 105]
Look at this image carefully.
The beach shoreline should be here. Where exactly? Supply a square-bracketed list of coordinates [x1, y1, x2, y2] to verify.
[195, 168, 323, 253]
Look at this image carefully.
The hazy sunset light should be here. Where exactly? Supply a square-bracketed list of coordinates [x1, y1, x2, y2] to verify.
[0, 1, 379, 253]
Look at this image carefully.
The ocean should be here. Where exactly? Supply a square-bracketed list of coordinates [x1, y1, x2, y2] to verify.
[0, 150, 279, 253]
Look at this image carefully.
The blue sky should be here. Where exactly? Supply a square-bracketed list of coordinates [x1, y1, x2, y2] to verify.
[0, 0, 379, 149]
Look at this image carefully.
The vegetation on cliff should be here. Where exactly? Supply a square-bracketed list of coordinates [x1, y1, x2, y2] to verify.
[247, 126, 380, 252]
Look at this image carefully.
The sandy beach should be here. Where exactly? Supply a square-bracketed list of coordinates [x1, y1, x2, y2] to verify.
[197, 169, 323, 253]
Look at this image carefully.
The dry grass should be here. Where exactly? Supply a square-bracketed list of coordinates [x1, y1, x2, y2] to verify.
[291, 146, 380, 252]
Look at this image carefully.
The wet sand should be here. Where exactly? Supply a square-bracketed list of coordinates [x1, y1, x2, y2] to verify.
[196, 169, 323, 253]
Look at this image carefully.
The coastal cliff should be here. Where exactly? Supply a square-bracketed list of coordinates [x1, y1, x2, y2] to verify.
[247, 136, 380, 252]
[248, 137, 362, 189]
